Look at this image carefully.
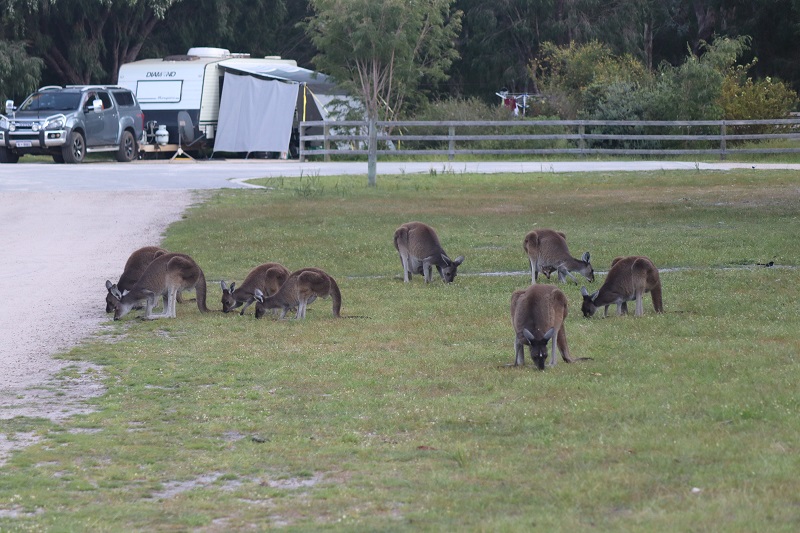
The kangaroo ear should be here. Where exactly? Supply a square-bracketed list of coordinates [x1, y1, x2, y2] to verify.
[220, 280, 228, 291]
[522, 328, 537, 344]
[441, 254, 451, 266]
[105, 280, 113, 290]
[580, 286, 589, 297]
[452, 255, 464, 266]
[229, 282, 235, 292]
[590, 290, 600, 302]
[543, 327, 556, 341]
[253, 288, 264, 303]
[582, 252, 591, 263]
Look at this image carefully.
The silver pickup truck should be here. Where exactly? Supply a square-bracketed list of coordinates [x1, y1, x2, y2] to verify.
[0, 85, 144, 164]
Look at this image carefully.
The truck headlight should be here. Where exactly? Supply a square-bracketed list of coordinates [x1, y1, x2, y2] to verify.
[44, 115, 66, 130]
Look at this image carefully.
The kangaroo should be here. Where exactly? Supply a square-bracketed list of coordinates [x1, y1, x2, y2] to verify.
[510, 284, 584, 369]
[106, 252, 209, 320]
[523, 229, 594, 285]
[393, 222, 464, 283]
[221, 262, 290, 316]
[581, 255, 663, 318]
[253, 267, 341, 319]
[105, 246, 167, 312]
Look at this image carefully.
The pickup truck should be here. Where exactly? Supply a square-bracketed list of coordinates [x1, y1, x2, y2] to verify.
[0, 85, 144, 164]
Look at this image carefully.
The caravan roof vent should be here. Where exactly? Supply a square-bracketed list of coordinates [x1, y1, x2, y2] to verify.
[187, 47, 231, 58]
[164, 55, 200, 61]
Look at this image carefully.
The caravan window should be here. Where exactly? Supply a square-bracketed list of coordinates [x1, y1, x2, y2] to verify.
[136, 80, 183, 103]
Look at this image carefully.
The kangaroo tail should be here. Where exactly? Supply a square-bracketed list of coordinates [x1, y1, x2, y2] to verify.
[329, 276, 342, 318]
[196, 268, 209, 313]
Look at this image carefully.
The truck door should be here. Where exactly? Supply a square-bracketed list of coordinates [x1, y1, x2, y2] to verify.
[96, 91, 119, 145]
[83, 91, 104, 146]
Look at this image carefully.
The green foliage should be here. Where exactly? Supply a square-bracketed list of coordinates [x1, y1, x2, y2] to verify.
[533, 40, 650, 119]
[721, 69, 798, 120]
[0, 40, 43, 102]
[305, 0, 462, 120]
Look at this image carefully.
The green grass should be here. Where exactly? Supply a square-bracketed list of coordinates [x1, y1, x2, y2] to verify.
[2, 169, 799, 531]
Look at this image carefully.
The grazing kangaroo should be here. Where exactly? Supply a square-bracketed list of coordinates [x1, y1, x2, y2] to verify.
[221, 262, 290, 316]
[393, 221, 464, 283]
[107, 252, 209, 320]
[523, 229, 594, 285]
[253, 267, 341, 319]
[105, 246, 167, 312]
[510, 284, 585, 369]
[581, 255, 663, 318]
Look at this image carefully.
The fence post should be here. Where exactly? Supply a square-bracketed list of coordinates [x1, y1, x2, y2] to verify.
[720, 121, 727, 161]
[448, 125, 455, 161]
[368, 117, 377, 187]
[578, 123, 586, 156]
[323, 122, 331, 163]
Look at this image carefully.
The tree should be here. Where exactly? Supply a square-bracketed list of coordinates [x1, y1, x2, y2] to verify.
[1, 0, 183, 85]
[0, 40, 44, 102]
[305, 0, 461, 122]
[304, 0, 462, 184]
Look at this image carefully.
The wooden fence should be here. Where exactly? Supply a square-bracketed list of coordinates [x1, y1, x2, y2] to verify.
[298, 118, 800, 162]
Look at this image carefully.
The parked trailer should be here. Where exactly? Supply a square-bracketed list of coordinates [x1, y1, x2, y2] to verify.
[118, 47, 333, 156]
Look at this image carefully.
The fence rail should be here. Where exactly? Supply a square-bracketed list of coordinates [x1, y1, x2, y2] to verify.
[298, 119, 800, 162]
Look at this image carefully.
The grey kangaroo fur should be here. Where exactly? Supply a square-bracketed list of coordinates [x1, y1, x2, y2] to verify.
[581, 255, 663, 318]
[253, 267, 341, 319]
[221, 262, 290, 316]
[393, 221, 464, 283]
[511, 284, 589, 369]
[105, 246, 168, 312]
[106, 252, 209, 320]
[523, 229, 594, 285]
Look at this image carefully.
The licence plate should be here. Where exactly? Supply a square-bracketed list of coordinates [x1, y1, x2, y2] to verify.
[15, 141, 32, 148]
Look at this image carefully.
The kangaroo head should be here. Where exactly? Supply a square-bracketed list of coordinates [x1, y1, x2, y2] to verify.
[110, 288, 135, 321]
[436, 254, 465, 283]
[220, 280, 237, 313]
[581, 252, 595, 282]
[253, 288, 267, 319]
[580, 286, 600, 317]
[522, 327, 555, 370]
[105, 280, 122, 313]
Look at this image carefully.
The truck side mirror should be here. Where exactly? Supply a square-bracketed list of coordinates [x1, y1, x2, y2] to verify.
[4, 100, 14, 114]
[91, 99, 103, 112]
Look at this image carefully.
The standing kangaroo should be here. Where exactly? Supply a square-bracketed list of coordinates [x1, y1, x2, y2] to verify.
[511, 284, 583, 369]
[253, 267, 341, 319]
[105, 246, 167, 312]
[393, 222, 464, 283]
[106, 252, 209, 320]
[581, 255, 663, 318]
[221, 262, 290, 315]
[523, 229, 594, 285]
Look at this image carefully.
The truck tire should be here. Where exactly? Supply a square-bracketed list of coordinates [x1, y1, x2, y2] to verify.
[62, 131, 85, 164]
[52, 153, 65, 163]
[0, 147, 19, 164]
[116, 130, 137, 162]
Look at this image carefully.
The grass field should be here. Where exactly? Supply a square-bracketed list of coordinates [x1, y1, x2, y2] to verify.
[1, 169, 799, 531]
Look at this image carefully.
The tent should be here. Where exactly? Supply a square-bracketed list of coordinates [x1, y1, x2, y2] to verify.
[213, 61, 339, 154]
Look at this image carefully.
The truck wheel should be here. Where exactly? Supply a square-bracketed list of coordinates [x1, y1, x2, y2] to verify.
[0, 147, 19, 164]
[116, 130, 137, 162]
[62, 131, 85, 164]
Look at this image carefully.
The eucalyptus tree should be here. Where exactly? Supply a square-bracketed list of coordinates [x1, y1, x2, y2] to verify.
[304, 0, 462, 185]
[0, 40, 43, 101]
[1, 0, 183, 84]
